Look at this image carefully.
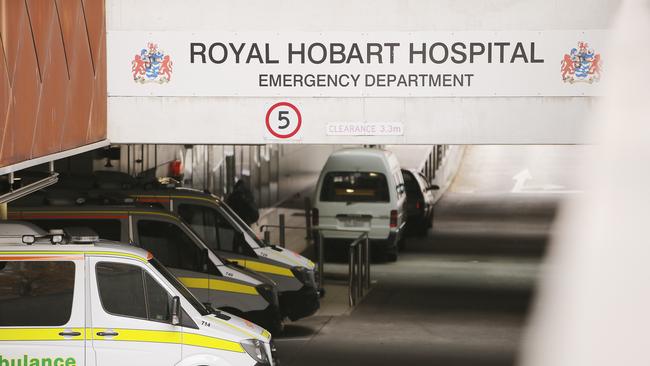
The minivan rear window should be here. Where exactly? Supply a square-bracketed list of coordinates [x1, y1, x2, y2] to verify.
[0, 261, 75, 326]
[320, 172, 390, 203]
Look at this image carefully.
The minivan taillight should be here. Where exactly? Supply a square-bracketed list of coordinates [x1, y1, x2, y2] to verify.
[312, 208, 319, 227]
[390, 210, 398, 228]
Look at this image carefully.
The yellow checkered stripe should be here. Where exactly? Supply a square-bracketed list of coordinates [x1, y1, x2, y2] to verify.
[92, 328, 244, 352]
[0, 328, 244, 353]
[227, 259, 294, 277]
[0, 328, 85, 341]
[178, 277, 259, 295]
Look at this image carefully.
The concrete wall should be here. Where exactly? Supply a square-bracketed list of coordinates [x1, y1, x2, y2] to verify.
[276, 144, 357, 202]
[107, 0, 619, 32]
[106, 0, 620, 145]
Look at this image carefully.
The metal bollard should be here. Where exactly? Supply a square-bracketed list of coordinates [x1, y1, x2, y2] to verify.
[357, 243, 363, 300]
[264, 230, 271, 246]
[348, 243, 355, 307]
[304, 197, 313, 242]
[279, 214, 286, 247]
[365, 236, 371, 290]
[317, 231, 325, 290]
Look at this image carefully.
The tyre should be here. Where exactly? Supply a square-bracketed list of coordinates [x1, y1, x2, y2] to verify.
[398, 238, 407, 251]
[384, 244, 399, 262]
[416, 219, 429, 236]
[385, 251, 398, 262]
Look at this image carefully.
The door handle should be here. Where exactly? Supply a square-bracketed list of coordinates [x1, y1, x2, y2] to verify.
[58, 331, 81, 337]
[96, 331, 119, 337]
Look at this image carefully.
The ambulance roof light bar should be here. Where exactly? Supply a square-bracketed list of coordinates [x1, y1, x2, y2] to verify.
[63, 227, 99, 244]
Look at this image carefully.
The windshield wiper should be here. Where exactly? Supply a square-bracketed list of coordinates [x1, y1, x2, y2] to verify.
[203, 303, 232, 320]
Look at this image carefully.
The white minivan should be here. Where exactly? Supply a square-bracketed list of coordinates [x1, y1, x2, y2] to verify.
[0, 222, 277, 366]
[313, 148, 406, 261]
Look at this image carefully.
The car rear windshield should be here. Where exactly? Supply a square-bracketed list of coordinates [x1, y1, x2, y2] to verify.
[320, 172, 390, 203]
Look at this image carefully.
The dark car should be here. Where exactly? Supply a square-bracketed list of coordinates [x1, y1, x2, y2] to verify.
[401, 169, 438, 236]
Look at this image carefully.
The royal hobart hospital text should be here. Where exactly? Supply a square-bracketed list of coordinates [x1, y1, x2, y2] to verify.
[189, 41, 544, 89]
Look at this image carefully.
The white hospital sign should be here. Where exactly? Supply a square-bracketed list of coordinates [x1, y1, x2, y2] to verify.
[108, 30, 606, 98]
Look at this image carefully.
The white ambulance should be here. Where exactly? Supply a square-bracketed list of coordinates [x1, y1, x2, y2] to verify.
[0, 222, 277, 366]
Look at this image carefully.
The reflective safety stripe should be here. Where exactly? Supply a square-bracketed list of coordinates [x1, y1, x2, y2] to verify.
[15, 209, 177, 221]
[0, 328, 244, 353]
[261, 330, 271, 339]
[91, 328, 180, 343]
[171, 195, 219, 204]
[179, 277, 259, 295]
[134, 194, 216, 205]
[181, 332, 245, 352]
[229, 259, 294, 277]
[0, 328, 85, 341]
[0, 251, 148, 263]
[92, 328, 244, 352]
[0, 255, 83, 261]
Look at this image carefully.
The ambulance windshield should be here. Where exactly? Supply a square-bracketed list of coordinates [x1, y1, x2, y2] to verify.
[150, 258, 210, 316]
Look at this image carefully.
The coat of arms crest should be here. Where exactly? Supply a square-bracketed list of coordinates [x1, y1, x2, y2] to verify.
[132, 42, 173, 84]
[561, 41, 602, 84]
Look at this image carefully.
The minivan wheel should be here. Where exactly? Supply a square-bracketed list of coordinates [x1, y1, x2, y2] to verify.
[416, 220, 429, 237]
[384, 245, 399, 262]
[398, 238, 407, 251]
[385, 251, 398, 262]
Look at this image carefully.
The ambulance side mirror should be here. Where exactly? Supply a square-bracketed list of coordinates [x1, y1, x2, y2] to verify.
[171, 296, 181, 326]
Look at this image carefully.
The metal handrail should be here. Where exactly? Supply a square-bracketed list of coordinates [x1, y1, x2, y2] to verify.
[315, 228, 371, 307]
[347, 231, 370, 307]
[258, 214, 373, 307]
[259, 224, 307, 231]
[259, 221, 307, 248]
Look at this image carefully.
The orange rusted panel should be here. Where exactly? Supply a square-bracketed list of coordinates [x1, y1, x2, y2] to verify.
[0, 0, 26, 82]
[25, 0, 55, 74]
[0, 45, 12, 168]
[82, 0, 104, 73]
[0, 107, 16, 168]
[31, 7, 69, 158]
[88, 12, 107, 143]
[60, 1, 94, 150]
[0, 0, 106, 170]
[55, 0, 82, 62]
[9, 14, 41, 163]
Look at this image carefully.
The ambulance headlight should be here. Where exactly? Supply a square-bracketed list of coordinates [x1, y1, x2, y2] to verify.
[291, 266, 315, 287]
[241, 339, 269, 364]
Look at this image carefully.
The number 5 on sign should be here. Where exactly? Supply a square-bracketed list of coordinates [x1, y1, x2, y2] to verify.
[277, 111, 290, 129]
[265, 102, 302, 140]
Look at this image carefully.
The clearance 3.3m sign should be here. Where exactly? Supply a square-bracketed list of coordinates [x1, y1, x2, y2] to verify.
[107, 30, 605, 97]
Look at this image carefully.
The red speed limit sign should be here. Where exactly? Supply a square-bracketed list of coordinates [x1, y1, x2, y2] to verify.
[265, 102, 302, 139]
